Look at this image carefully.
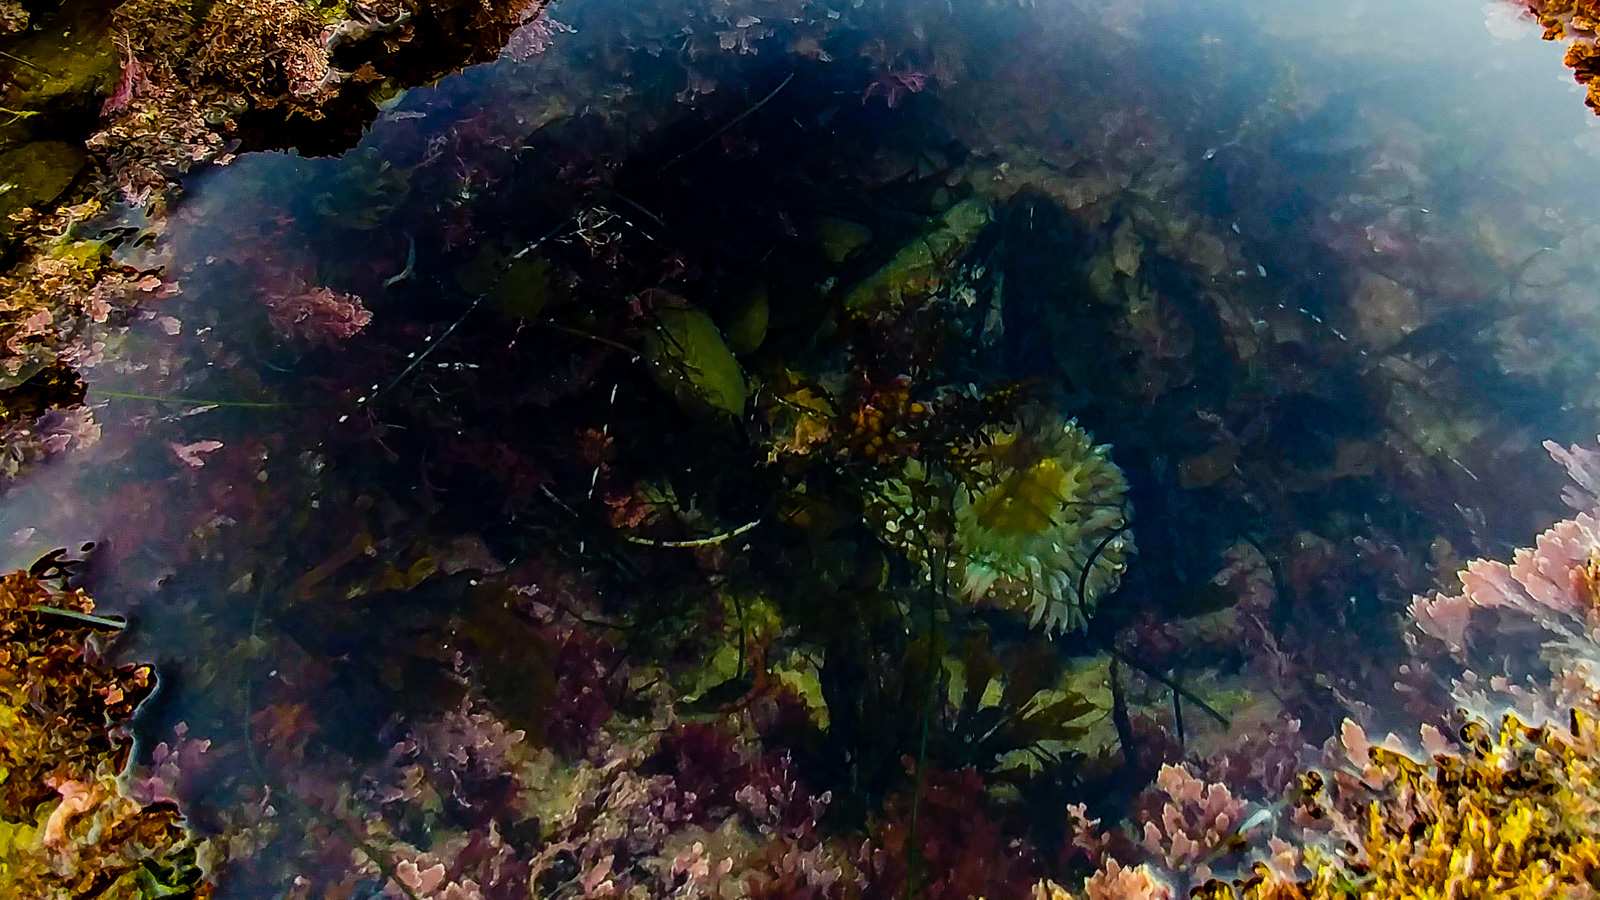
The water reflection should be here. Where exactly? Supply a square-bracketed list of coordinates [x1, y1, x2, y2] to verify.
[5, 0, 1600, 892]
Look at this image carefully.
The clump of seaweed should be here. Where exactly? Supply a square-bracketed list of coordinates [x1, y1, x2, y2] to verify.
[872, 408, 1134, 634]
[1043, 435, 1600, 898]
[0, 565, 212, 897]
[1523, 1, 1600, 112]
[843, 198, 991, 316]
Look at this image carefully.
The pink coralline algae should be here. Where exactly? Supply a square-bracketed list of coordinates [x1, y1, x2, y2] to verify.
[264, 285, 373, 345]
[542, 620, 625, 756]
[1077, 860, 1173, 900]
[1547, 436, 1600, 510]
[1137, 764, 1248, 878]
[126, 723, 213, 807]
[170, 439, 224, 468]
[1202, 715, 1312, 800]
[1411, 440, 1600, 649]
[1061, 763, 1268, 896]
[862, 69, 929, 108]
[1408, 436, 1600, 719]
[503, 13, 574, 61]
[34, 406, 103, 457]
[1, 406, 103, 483]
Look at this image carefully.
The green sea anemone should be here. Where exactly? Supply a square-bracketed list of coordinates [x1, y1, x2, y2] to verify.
[871, 412, 1134, 634]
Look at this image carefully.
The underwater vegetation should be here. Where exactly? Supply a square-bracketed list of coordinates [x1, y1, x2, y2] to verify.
[870, 411, 1134, 635]
[843, 199, 992, 317]
[19, 430, 1600, 899]
[6, 0, 1600, 897]
[1037, 436, 1600, 898]
[0, 566, 209, 898]
[0, 0, 538, 460]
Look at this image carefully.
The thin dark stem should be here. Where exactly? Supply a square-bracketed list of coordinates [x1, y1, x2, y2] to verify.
[96, 390, 292, 409]
[377, 294, 484, 398]
[28, 605, 127, 629]
[1109, 656, 1136, 772]
[904, 469, 947, 900]
[540, 322, 639, 356]
[1172, 685, 1186, 750]
[662, 72, 796, 171]
[1101, 642, 1230, 728]
[0, 49, 51, 74]
[1075, 520, 1132, 615]
[620, 518, 760, 548]
[734, 592, 747, 678]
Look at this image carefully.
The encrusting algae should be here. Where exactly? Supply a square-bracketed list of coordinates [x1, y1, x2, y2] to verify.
[1027, 710, 1600, 899]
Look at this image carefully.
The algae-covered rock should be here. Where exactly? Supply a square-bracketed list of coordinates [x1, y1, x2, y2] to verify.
[0, 141, 85, 244]
[643, 300, 748, 418]
[721, 285, 768, 355]
[1111, 218, 1142, 278]
[842, 198, 990, 314]
[1, 8, 117, 116]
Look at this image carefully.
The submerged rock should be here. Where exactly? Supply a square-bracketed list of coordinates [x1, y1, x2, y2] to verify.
[0, 4, 117, 122]
[0, 141, 86, 245]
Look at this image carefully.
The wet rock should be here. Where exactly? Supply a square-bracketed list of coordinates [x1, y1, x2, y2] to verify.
[1349, 269, 1421, 348]
[0, 141, 85, 245]
[1111, 218, 1142, 278]
[1178, 440, 1239, 489]
[0, 4, 117, 133]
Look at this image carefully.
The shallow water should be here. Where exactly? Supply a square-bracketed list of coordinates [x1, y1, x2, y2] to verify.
[7, 0, 1600, 892]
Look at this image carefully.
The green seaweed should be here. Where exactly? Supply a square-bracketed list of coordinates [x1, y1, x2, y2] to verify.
[843, 198, 990, 314]
[643, 303, 749, 418]
[721, 285, 769, 355]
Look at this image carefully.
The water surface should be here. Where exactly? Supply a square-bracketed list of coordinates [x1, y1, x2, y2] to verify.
[6, 0, 1600, 892]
